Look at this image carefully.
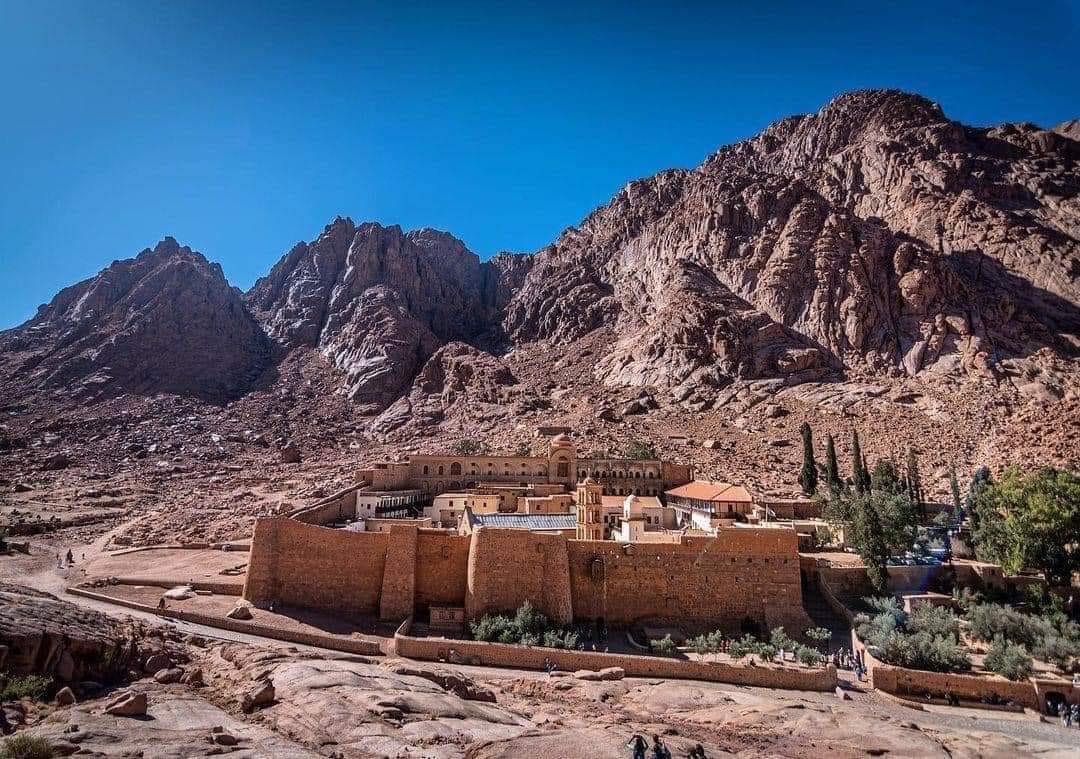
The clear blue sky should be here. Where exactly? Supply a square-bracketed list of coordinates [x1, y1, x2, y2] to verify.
[1, 0, 1077, 328]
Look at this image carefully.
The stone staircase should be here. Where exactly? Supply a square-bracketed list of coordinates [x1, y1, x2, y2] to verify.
[801, 581, 852, 653]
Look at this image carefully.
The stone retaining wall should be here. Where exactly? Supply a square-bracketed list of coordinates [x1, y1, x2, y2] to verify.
[106, 578, 243, 596]
[393, 623, 837, 691]
[850, 629, 1078, 711]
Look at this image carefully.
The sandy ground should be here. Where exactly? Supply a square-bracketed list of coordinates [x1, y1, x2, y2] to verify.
[83, 546, 248, 587]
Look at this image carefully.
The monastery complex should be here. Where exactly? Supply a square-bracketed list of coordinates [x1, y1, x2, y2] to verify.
[243, 434, 821, 636]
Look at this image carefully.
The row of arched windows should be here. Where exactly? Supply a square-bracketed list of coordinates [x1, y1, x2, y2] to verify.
[578, 469, 657, 480]
[601, 486, 660, 496]
[421, 461, 549, 477]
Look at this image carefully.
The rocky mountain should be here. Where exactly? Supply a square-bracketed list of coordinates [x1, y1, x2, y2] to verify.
[1, 90, 1077, 452]
[507, 91, 1079, 403]
[0, 238, 269, 403]
[246, 218, 528, 412]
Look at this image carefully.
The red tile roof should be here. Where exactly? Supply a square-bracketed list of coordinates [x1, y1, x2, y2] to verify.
[665, 481, 753, 503]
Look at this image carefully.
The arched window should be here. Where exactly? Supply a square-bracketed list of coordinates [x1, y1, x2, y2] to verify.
[422, 465, 429, 475]
[450, 462, 461, 476]
[647, 471, 655, 479]
[438, 465, 445, 475]
[635, 471, 641, 479]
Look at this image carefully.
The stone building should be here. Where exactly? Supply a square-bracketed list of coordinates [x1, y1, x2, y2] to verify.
[666, 481, 755, 531]
[357, 434, 692, 502]
[242, 515, 813, 635]
[575, 478, 604, 540]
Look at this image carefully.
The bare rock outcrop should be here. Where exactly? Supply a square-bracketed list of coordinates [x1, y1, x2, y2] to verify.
[371, 342, 517, 435]
[505, 90, 1079, 389]
[0, 584, 141, 684]
[247, 219, 524, 412]
[0, 238, 269, 403]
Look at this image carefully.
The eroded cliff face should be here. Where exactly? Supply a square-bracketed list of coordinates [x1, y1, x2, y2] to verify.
[1, 89, 1076, 437]
[505, 90, 1079, 398]
[247, 219, 526, 412]
[0, 238, 269, 403]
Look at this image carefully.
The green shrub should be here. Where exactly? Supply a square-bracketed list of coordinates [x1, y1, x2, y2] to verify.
[875, 631, 970, 672]
[689, 630, 726, 655]
[984, 636, 1034, 681]
[856, 598, 970, 673]
[541, 630, 565, 649]
[768, 627, 796, 652]
[512, 601, 548, 638]
[519, 633, 540, 647]
[728, 634, 757, 660]
[966, 603, 1050, 648]
[854, 611, 901, 650]
[1, 735, 53, 759]
[452, 439, 488, 456]
[470, 613, 513, 642]
[796, 646, 822, 666]
[1033, 634, 1077, 671]
[650, 634, 678, 655]
[863, 596, 906, 623]
[804, 627, 831, 644]
[623, 440, 657, 460]
[0, 674, 51, 702]
[906, 604, 960, 639]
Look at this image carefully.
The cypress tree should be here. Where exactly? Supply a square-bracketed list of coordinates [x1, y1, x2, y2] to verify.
[824, 433, 841, 495]
[851, 430, 870, 494]
[966, 466, 993, 530]
[906, 447, 924, 519]
[871, 457, 902, 494]
[858, 494, 891, 593]
[799, 422, 818, 495]
[949, 466, 962, 514]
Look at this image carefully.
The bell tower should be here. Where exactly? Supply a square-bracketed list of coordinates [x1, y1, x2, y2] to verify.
[576, 478, 603, 541]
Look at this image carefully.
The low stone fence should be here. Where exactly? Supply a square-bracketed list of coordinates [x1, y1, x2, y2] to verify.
[850, 629, 1077, 712]
[107, 543, 249, 555]
[102, 578, 244, 596]
[67, 586, 385, 657]
[393, 622, 837, 692]
[815, 570, 856, 624]
[289, 485, 362, 525]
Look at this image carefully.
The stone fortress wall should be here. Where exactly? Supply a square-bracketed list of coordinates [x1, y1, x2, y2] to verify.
[243, 518, 811, 633]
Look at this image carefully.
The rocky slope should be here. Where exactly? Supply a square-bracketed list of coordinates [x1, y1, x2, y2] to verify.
[247, 218, 528, 413]
[0, 89, 1077, 500]
[506, 90, 1079, 402]
[0, 238, 269, 403]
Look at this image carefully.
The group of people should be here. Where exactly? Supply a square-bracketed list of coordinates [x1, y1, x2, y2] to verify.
[831, 648, 867, 682]
[55, 548, 75, 568]
[626, 734, 706, 759]
[1057, 702, 1080, 728]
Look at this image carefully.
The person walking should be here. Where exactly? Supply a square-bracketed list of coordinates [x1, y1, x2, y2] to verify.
[651, 734, 671, 759]
[626, 734, 648, 759]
